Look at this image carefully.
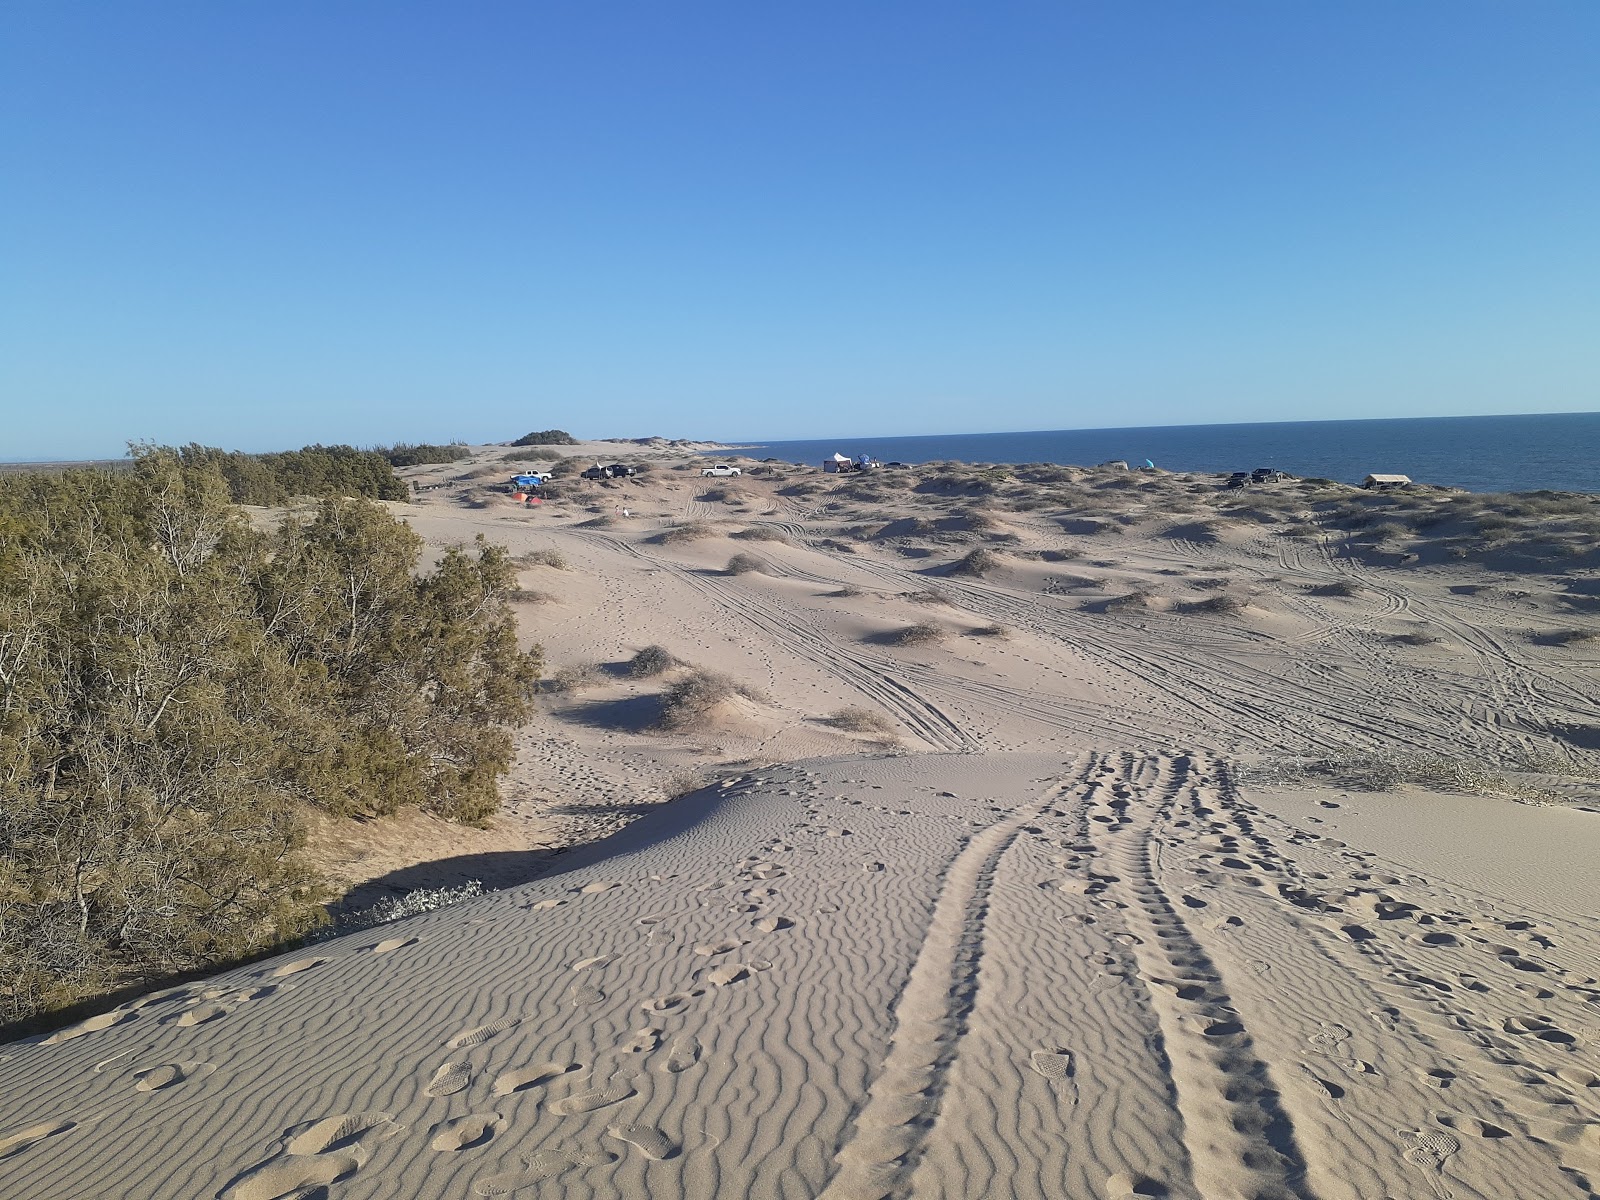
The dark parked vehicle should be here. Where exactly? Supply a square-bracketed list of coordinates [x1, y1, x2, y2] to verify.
[1225, 471, 1250, 489]
[607, 463, 637, 476]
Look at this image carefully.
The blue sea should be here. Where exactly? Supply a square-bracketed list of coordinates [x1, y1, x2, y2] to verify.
[714, 412, 1600, 494]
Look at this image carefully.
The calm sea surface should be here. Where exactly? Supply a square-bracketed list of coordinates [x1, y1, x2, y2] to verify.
[716, 412, 1600, 494]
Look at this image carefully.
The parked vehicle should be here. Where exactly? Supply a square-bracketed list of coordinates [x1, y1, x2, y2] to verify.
[1224, 471, 1250, 489]
[580, 465, 610, 480]
[701, 465, 742, 477]
[607, 463, 638, 477]
[1251, 467, 1290, 483]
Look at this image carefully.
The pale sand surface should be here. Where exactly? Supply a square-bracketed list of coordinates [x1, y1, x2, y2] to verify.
[4, 448, 1599, 1199]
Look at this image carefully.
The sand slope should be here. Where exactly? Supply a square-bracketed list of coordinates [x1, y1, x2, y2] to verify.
[5, 753, 1600, 1199]
[5, 452, 1599, 1199]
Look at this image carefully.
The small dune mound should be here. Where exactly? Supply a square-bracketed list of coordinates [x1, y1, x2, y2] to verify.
[1180, 593, 1249, 615]
[823, 706, 896, 735]
[945, 548, 1002, 577]
[1308, 580, 1363, 598]
[725, 553, 769, 575]
[656, 670, 766, 731]
[732, 526, 791, 544]
[653, 522, 716, 545]
[627, 645, 678, 677]
[884, 622, 945, 646]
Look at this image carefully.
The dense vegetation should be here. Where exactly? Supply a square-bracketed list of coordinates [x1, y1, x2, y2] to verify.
[377, 441, 472, 467]
[173, 443, 409, 505]
[0, 449, 539, 1027]
[512, 429, 578, 446]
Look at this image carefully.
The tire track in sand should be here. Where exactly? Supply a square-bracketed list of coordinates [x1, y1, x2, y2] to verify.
[814, 758, 1096, 1200]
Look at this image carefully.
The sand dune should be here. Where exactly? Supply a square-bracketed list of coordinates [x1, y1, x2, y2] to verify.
[4, 449, 1599, 1199]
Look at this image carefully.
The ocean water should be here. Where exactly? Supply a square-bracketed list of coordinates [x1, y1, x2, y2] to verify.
[716, 412, 1600, 494]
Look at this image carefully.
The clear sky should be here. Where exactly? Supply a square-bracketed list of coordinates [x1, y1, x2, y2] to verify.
[3, 2, 1597, 458]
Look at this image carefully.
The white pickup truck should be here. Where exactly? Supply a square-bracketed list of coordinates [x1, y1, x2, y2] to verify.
[700, 465, 742, 477]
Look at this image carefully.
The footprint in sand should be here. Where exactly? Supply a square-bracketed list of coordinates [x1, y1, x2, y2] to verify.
[753, 916, 792, 933]
[133, 1061, 215, 1093]
[270, 957, 326, 979]
[693, 939, 742, 957]
[430, 1113, 502, 1152]
[224, 1113, 402, 1200]
[548, 1079, 637, 1116]
[607, 1122, 677, 1160]
[284, 1112, 404, 1157]
[174, 1002, 231, 1028]
[1308, 1022, 1352, 1056]
[0, 1119, 75, 1161]
[44, 1009, 137, 1044]
[661, 1035, 702, 1073]
[426, 1061, 473, 1098]
[706, 963, 750, 988]
[570, 981, 606, 1007]
[571, 955, 613, 971]
[450, 1017, 522, 1049]
[473, 1148, 617, 1196]
[1030, 1049, 1077, 1087]
[625, 1026, 663, 1054]
[1400, 1129, 1460, 1199]
[579, 880, 622, 894]
[640, 992, 699, 1015]
[492, 1061, 579, 1096]
[528, 898, 567, 911]
[371, 936, 418, 954]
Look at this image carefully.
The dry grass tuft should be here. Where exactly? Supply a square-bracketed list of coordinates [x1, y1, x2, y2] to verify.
[653, 522, 715, 545]
[656, 669, 764, 731]
[905, 589, 953, 606]
[543, 663, 603, 693]
[948, 547, 1002, 576]
[509, 588, 556, 604]
[731, 526, 792, 543]
[1389, 628, 1442, 646]
[824, 706, 896, 734]
[969, 623, 1011, 638]
[1309, 580, 1363, 598]
[516, 548, 568, 569]
[888, 622, 945, 645]
[829, 585, 865, 598]
[1182, 593, 1248, 615]
[725, 552, 769, 575]
[627, 645, 678, 677]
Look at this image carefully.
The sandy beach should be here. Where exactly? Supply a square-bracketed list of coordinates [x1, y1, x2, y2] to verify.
[3, 444, 1598, 1200]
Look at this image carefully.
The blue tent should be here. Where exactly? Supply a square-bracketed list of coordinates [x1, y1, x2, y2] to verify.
[511, 474, 543, 489]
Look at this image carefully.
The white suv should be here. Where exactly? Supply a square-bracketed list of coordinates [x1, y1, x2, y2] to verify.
[700, 465, 742, 477]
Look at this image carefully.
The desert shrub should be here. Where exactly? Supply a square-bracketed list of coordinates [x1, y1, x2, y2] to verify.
[905, 589, 952, 606]
[1242, 753, 1556, 804]
[1365, 522, 1410, 541]
[970, 624, 1011, 638]
[512, 429, 578, 446]
[379, 442, 471, 467]
[627, 645, 677, 677]
[948, 548, 1002, 577]
[509, 588, 555, 604]
[726, 553, 768, 575]
[889, 622, 945, 645]
[731, 526, 791, 543]
[1183, 593, 1247, 614]
[0, 452, 538, 1028]
[825, 706, 896, 734]
[1309, 580, 1363, 598]
[1039, 547, 1084, 562]
[829, 585, 865, 598]
[314, 881, 486, 942]
[172, 442, 408, 505]
[1389, 629, 1442, 646]
[653, 522, 715, 545]
[1101, 590, 1155, 612]
[656, 670, 760, 731]
[543, 663, 602, 692]
[516, 548, 568, 569]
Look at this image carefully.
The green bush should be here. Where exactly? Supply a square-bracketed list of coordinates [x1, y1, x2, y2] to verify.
[0, 449, 540, 1028]
[512, 429, 578, 446]
[378, 442, 471, 467]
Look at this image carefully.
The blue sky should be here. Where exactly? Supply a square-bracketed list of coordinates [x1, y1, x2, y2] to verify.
[3, 2, 1596, 458]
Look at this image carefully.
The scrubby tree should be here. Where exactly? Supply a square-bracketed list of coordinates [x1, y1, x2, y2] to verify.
[0, 447, 539, 1028]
